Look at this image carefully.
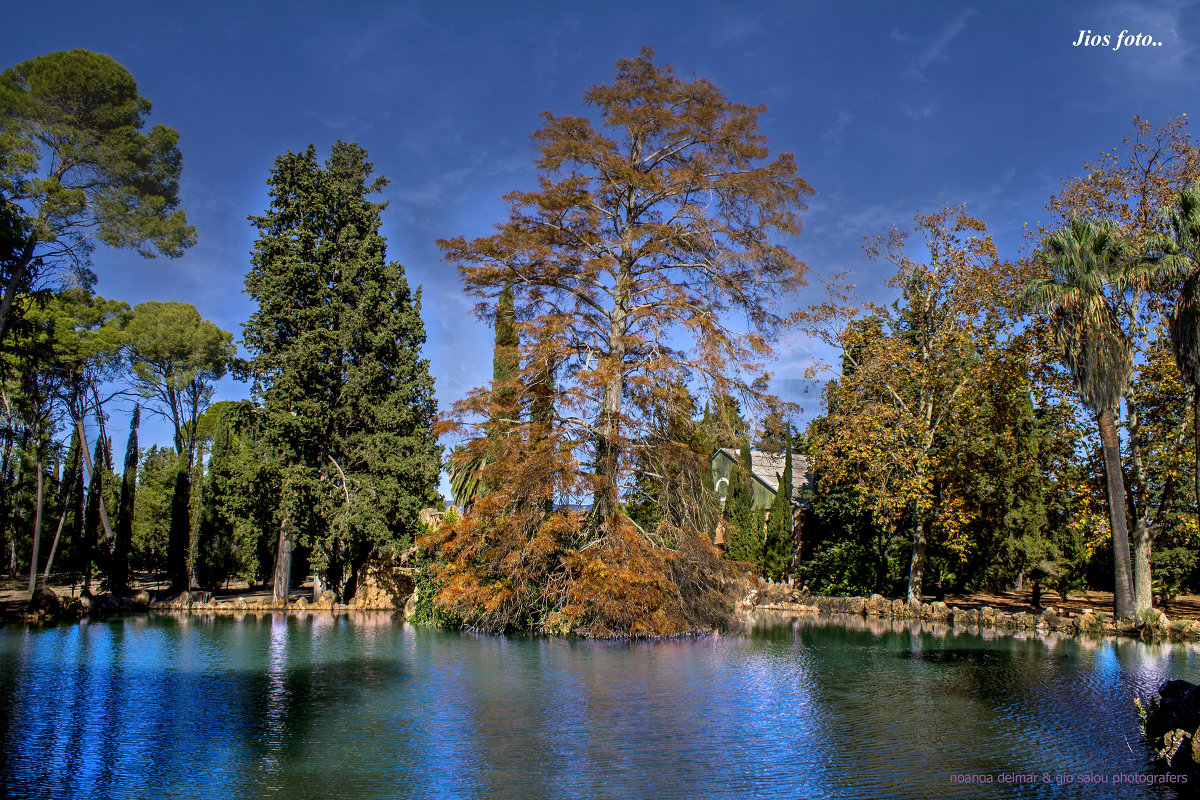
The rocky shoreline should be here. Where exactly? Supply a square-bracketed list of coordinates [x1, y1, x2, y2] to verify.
[9, 584, 413, 626]
[1139, 680, 1200, 781]
[743, 583, 1195, 641]
[9, 578, 1200, 643]
[3, 562, 418, 626]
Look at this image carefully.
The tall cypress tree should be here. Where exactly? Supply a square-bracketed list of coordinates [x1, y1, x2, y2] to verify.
[79, 435, 110, 591]
[108, 405, 139, 593]
[451, 282, 518, 509]
[166, 458, 190, 592]
[490, 281, 519, 428]
[195, 408, 235, 590]
[244, 142, 441, 602]
[723, 440, 761, 566]
[763, 430, 794, 581]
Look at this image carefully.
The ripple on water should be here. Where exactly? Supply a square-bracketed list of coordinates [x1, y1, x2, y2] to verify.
[0, 613, 1194, 799]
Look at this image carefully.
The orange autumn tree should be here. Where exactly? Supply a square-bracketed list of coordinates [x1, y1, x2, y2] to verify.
[427, 48, 813, 636]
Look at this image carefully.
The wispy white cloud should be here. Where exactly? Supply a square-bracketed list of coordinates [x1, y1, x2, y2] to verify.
[822, 108, 854, 149]
[903, 8, 977, 81]
[904, 102, 939, 120]
[1098, 0, 1196, 78]
[711, 14, 764, 48]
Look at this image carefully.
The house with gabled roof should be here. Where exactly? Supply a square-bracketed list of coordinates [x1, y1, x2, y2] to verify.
[710, 447, 811, 546]
[711, 448, 811, 509]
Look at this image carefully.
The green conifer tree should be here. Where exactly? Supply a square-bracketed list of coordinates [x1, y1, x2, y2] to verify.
[79, 435, 111, 591]
[763, 431, 794, 581]
[108, 405, 139, 593]
[723, 440, 761, 567]
[244, 141, 441, 602]
[166, 458, 190, 591]
[195, 410, 235, 590]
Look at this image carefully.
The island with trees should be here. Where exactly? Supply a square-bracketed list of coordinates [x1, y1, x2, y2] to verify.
[3, 47, 1200, 639]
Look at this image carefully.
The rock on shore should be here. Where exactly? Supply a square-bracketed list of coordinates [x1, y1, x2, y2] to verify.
[1138, 680, 1200, 776]
[742, 580, 1194, 642]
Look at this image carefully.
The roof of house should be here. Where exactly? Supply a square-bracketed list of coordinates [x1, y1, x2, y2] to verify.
[715, 447, 810, 500]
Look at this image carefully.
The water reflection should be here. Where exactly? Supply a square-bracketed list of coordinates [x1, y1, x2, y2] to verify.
[0, 611, 1195, 799]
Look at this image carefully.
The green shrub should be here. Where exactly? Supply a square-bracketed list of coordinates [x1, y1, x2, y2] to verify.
[796, 541, 878, 597]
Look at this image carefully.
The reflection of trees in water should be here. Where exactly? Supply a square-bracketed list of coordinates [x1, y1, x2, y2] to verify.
[220, 613, 418, 799]
[745, 613, 1181, 800]
[0, 613, 414, 800]
[1, 612, 1194, 799]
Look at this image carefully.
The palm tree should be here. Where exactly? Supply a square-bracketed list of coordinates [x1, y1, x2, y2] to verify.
[1154, 184, 1200, 525]
[1025, 217, 1136, 619]
[447, 445, 488, 511]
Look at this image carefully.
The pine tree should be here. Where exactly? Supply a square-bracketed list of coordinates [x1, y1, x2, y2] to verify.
[244, 141, 440, 602]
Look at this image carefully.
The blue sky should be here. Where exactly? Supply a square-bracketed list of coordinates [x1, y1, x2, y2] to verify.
[8, 0, 1200, 489]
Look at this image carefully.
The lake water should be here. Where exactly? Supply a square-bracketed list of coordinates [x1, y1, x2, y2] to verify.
[1, 610, 1198, 799]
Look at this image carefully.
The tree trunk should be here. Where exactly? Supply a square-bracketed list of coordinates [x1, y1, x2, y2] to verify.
[1123, 387, 1159, 615]
[906, 501, 927, 605]
[1097, 409, 1136, 619]
[1132, 521, 1153, 614]
[594, 270, 629, 525]
[74, 419, 115, 542]
[272, 517, 292, 605]
[0, 420, 13, 574]
[43, 496, 73, 581]
[1195, 384, 1199, 538]
[26, 452, 44, 593]
[594, 369, 623, 524]
[188, 450, 204, 588]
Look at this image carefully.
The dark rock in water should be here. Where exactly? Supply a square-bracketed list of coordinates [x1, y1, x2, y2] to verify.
[93, 593, 119, 613]
[59, 596, 87, 620]
[1138, 680, 1200, 775]
[29, 587, 61, 616]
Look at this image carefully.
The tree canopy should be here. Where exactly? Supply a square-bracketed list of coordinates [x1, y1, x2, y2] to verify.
[244, 140, 441, 602]
[0, 49, 195, 343]
[429, 48, 809, 635]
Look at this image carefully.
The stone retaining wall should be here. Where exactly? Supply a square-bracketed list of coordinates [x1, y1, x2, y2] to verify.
[10, 577, 416, 625]
[746, 586, 1199, 641]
